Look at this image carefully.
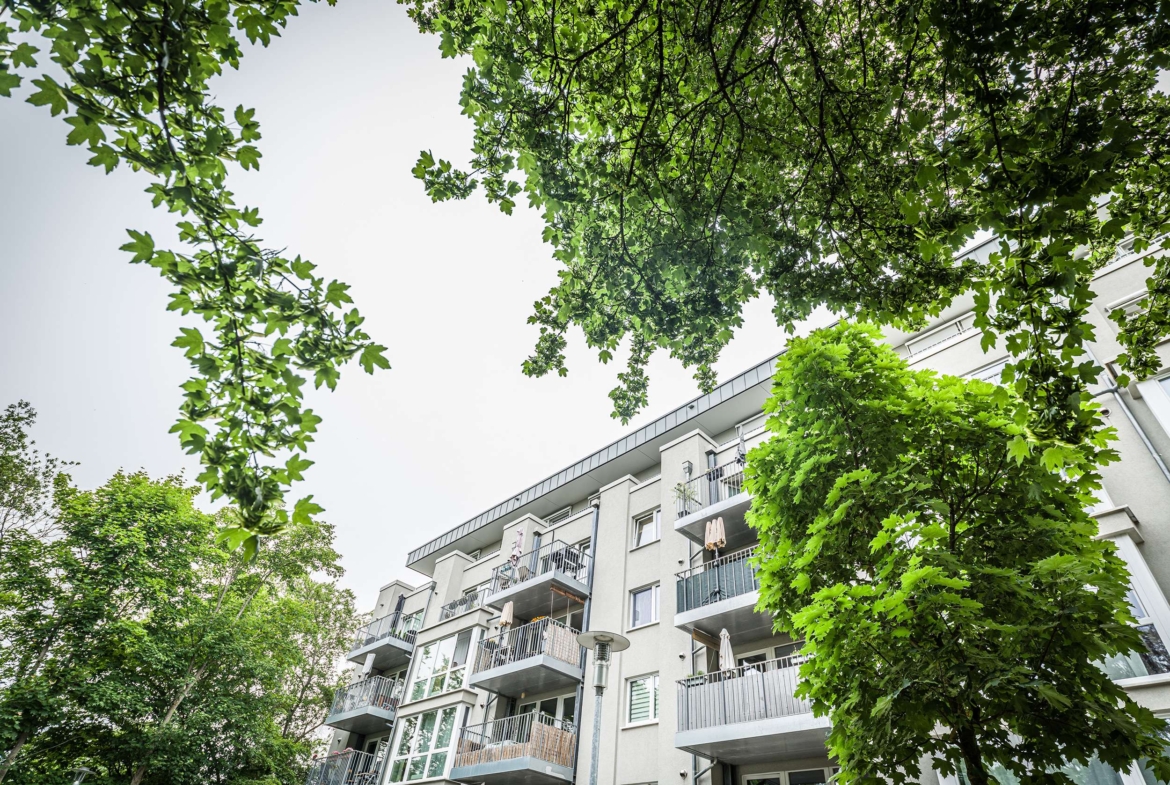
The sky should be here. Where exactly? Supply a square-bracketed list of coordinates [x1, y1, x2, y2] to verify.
[0, 0, 791, 606]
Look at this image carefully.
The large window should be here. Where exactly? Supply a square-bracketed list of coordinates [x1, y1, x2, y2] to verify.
[630, 585, 660, 629]
[633, 509, 661, 548]
[746, 769, 838, 785]
[1102, 585, 1170, 680]
[409, 630, 474, 700]
[627, 673, 659, 724]
[388, 706, 459, 782]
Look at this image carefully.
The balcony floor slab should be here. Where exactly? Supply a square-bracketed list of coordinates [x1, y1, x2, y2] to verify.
[345, 635, 413, 672]
[674, 589, 774, 639]
[675, 493, 755, 551]
[324, 704, 397, 736]
[469, 654, 583, 698]
[485, 571, 590, 620]
[450, 758, 575, 785]
[676, 712, 831, 764]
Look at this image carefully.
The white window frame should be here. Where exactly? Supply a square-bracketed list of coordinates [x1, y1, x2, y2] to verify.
[626, 673, 659, 725]
[632, 508, 662, 549]
[407, 628, 477, 701]
[742, 766, 838, 785]
[1135, 374, 1170, 445]
[387, 705, 462, 782]
[629, 584, 660, 629]
[1102, 532, 1170, 686]
[545, 506, 573, 525]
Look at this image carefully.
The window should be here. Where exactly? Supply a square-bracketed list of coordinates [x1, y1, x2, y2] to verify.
[546, 506, 573, 525]
[627, 674, 659, 723]
[388, 706, 459, 782]
[745, 769, 835, 785]
[632, 509, 661, 548]
[1102, 585, 1170, 680]
[519, 693, 577, 725]
[630, 585, 660, 628]
[409, 630, 474, 700]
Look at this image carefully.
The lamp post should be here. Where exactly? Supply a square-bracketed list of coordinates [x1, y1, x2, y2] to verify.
[71, 768, 94, 785]
[577, 630, 631, 785]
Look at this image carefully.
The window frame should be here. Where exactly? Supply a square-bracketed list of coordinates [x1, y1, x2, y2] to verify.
[629, 584, 660, 629]
[407, 628, 476, 701]
[742, 768, 838, 785]
[625, 672, 659, 726]
[632, 508, 662, 549]
[387, 705, 461, 782]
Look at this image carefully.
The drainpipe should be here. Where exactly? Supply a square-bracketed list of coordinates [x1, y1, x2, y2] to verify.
[573, 500, 602, 778]
[1084, 347, 1170, 485]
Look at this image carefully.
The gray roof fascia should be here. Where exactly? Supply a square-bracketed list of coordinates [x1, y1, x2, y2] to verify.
[405, 353, 780, 568]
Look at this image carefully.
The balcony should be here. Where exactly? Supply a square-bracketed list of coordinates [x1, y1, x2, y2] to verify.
[674, 547, 773, 639]
[674, 458, 755, 551]
[469, 618, 583, 697]
[676, 654, 829, 764]
[305, 749, 380, 785]
[439, 587, 489, 622]
[450, 713, 577, 785]
[324, 675, 403, 735]
[345, 613, 419, 671]
[484, 541, 591, 619]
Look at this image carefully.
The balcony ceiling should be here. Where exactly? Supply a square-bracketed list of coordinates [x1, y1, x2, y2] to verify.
[676, 713, 831, 765]
[450, 758, 575, 785]
[346, 635, 413, 671]
[469, 654, 583, 698]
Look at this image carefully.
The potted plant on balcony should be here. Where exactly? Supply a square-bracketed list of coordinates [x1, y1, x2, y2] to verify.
[673, 482, 699, 517]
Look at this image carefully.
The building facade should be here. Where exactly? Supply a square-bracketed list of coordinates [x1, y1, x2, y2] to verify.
[308, 237, 1170, 785]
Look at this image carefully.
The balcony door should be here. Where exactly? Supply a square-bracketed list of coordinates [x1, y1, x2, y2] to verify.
[518, 693, 577, 726]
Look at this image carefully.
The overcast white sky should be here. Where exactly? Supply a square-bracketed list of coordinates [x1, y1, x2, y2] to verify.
[0, 0, 791, 606]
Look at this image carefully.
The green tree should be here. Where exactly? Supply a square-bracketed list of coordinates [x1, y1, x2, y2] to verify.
[406, 0, 1170, 440]
[745, 323, 1170, 785]
[0, 401, 73, 540]
[0, 463, 358, 784]
[0, 2, 389, 543]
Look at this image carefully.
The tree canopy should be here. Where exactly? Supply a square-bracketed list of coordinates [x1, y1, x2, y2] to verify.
[0, 406, 358, 784]
[406, 0, 1170, 440]
[1, 0, 389, 545]
[745, 323, 1170, 785]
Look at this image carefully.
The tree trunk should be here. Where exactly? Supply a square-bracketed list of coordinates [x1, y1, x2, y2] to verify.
[0, 728, 32, 784]
[956, 724, 992, 785]
[129, 667, 204, 785]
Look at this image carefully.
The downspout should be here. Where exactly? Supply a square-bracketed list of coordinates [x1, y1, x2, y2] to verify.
[1085, 347, 1170, 485]
[573, 500, 602, 778]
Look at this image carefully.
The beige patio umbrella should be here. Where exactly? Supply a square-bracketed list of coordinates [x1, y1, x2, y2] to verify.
[719, 628, 735, 672]
[705, 516, 726, 555]
[499, 601, 515, 629]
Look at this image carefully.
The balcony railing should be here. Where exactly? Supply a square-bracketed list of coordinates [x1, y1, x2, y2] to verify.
[473, 617, 581, 674]
[440, 587, 490, 621]
[454, 713, 577, 771]
[329, 675, 403, 718]
[676, 458, 747, 518]
[305, 749, 380, 785]
[487, 540, 592, 595]
[351, 612, 420, 651]
[677, 654, 811, 732]
[676, 546, 759, 614]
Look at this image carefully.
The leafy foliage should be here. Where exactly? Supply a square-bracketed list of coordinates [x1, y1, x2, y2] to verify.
[0, 402, 73, 540]
[745, 324, 1170, 785]
[0, 460, 357, 784]
[0, 0, 389, 541]
[406, 0, 1170, 437]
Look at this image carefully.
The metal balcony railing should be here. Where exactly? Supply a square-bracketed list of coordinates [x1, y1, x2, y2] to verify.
[487, 540, 592, 595]
[328, 675, 404, 719]
[473, 617, 581, 674]
[440, 587, 490, 621]
[305, 749, 380, 785]
[676, 546, 759, 614]
[677, 653, 811, 732]
[351, 611, 420, 651]
[454, 713, 577, 771]
[676, 458, 747, 518]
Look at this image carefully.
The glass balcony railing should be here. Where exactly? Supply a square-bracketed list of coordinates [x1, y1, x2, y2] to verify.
[675, 458, 747, 518]
[677, 653, 811, 732]
[676, 546, 759, 614]
[439, 587, 490, 621]
[351, 612, 421, 652]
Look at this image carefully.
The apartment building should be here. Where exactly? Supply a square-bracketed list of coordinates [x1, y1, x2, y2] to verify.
[308, 235, 1170, 785]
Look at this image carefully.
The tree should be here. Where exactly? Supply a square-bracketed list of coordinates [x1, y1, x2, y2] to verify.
[0, 401, 73, 540]
[745, 323, 1170, 785]
[406, 0, 1170, 440]
[0, 467, 358, 784]
[0, 2, 389, 543]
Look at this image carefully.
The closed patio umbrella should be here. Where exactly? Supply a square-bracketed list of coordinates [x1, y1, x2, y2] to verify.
[705, 517, 726, 554]
[500, 601, 514, 628]
[719, 628, 735, 672]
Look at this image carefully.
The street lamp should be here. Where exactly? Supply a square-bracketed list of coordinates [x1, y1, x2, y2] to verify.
[71, 768, 94, 785]
[577, 630, 631, 785]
